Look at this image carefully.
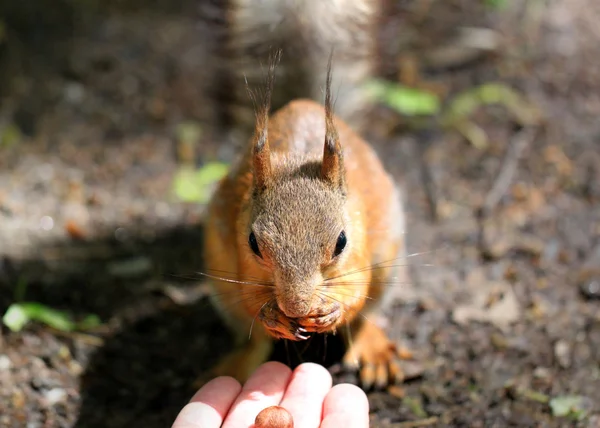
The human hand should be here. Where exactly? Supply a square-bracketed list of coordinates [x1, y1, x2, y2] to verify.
[171, 361, 369, 428]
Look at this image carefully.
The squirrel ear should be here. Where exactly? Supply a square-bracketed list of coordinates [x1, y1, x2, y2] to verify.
[248, 49, 281, 192]
[252, 122, 272, 192]
[321, 52, 346, 191]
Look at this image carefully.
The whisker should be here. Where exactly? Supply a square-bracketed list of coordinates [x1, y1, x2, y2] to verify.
[164, 271, 273, 287]
[202, 268, 267, 282]
[324, 249, 443, 282]
[227, 293, 271, 312]
[196, 271, 274, 288]
[315, 291, 371, 326]
[204, 287, 267, 301]
[318, 288, 374, 301]
[249, 299, 271, 340]
[325, 280, 414, 287]
[210, 291, 272, 316]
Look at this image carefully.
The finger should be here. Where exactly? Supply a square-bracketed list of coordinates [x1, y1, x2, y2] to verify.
[171, 376, 242, 428]
[320, 384, 369, 428]
[278, 363, 332, 428]
[222, 361, 292, 428]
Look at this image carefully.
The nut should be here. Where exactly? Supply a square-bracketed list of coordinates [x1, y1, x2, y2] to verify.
[254, 405, 294, 428]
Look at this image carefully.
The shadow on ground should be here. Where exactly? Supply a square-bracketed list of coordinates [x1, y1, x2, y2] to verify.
[0, 222, 352, 427]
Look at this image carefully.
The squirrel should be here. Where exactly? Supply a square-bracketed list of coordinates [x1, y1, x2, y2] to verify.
[202, 42, 408, 390]
[204, 0, 406, 389]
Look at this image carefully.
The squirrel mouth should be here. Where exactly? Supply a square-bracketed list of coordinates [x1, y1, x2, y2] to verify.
[259, 301, 342, 341]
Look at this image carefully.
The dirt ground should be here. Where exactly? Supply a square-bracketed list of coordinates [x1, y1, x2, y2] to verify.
[1, 0, 599, 427]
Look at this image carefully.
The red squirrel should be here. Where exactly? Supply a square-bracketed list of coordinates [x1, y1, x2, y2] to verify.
[202, 42, 407, 389]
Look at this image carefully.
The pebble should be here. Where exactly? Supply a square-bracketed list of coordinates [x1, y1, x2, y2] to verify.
[0, 354, 12, 370]
[580, 278, 600, 300]
[532, 367, 552, 380]
[44, 388, 67, 406]
[64, 82, 85, 104]
[554, 339, 572, 368]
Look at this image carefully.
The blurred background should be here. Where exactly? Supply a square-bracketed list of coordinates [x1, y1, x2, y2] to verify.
[0, 0, 599, 427]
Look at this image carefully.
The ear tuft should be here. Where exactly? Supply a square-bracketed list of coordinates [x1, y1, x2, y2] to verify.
[248, 49, 282, 192]
[321, 50, 345, 191]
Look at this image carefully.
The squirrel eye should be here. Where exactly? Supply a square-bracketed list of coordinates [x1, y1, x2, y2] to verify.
[333, 230, 347, 258]
[249, 231, 262, 258]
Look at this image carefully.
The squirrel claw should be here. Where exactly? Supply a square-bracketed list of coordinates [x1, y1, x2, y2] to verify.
[294, 329, 310, 340]
[260, 303, 310, 341]
[342, 322, 407, 390]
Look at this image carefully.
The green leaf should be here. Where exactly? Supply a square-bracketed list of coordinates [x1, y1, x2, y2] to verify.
[484, 0, 507, 9]
[366, 80, 441, 116]
[173, 162, 229, 203]
[441, 82, 540, 127]
[2, 302, 101, 333]
[3, 304, 30, 332]
[549, 395, 588, 420]
[1, 124, 22, 148]
[195, 162, 229, 186]
[173, 167, 201, 202]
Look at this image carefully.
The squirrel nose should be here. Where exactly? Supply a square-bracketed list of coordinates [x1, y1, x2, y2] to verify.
[276, 288, 313, 318]
[275, 271, 321, 318]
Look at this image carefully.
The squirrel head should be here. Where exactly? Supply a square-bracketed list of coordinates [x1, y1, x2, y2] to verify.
[243, 51, 351, 320]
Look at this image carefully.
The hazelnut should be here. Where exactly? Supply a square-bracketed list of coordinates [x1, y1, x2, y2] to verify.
[254, 405, 294, 428]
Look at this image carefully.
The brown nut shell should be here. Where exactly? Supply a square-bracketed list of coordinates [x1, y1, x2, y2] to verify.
[254, 405, 294, 428]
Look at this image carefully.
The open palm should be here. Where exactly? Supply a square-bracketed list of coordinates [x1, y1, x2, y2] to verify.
[172, 361, 369, 428]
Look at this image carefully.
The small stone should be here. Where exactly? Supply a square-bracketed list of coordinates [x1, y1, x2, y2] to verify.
[402, 361, 425, 380]
[39, 216, 54, 231]
[0, 354, 12, 370]
[44, 388, 67, 406]
[12, 389, 26, 409]
[64, 82, 85, 104]
[68, 361, 84, 376]
[490, 333, 508, 350]
[532, 367, 552, 380]
[57, 345, 71, 360]
[554, 339, 572, 368]
[580, 279, 600, 300]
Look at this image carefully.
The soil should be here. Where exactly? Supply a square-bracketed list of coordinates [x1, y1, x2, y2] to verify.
[1, 0, 599, 427]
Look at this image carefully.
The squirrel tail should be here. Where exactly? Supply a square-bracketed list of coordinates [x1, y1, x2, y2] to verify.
[201, 0, 385, 141]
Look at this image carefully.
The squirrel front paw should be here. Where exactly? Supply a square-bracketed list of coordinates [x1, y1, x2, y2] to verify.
[259, 302, 310, 341]
[342, 321, 408, 390]
[298, 298, 342, 334]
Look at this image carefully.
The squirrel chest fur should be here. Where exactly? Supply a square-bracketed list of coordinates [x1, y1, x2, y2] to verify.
[203, 56, 407, 389]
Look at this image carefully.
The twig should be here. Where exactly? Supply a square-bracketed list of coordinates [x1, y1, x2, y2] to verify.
[480, 127, 537, 216]
[415, 131, 439, 222]
[49, 329, 105, 347]
[392, 416, 439, 427]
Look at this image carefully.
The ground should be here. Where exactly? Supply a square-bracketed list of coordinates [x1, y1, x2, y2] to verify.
[0, 0, 599, 427]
